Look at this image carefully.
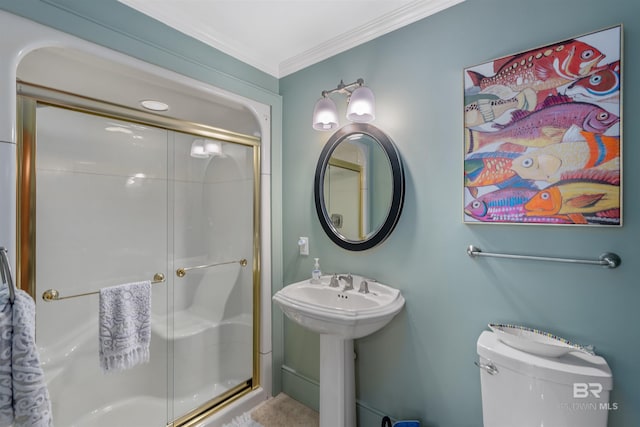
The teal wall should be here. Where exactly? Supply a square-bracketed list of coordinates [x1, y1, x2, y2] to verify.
[280, 0, 640, 426]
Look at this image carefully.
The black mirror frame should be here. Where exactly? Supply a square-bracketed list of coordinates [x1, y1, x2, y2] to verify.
[314, 123, 405, 251]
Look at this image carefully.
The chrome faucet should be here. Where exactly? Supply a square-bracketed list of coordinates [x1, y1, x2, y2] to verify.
[338, 274, 353, 291]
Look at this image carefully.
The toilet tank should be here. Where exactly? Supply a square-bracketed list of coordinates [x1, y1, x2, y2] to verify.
[477, 331, 613, 427]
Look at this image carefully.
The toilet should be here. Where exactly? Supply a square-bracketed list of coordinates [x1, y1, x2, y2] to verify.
[477, 330, 613, 427]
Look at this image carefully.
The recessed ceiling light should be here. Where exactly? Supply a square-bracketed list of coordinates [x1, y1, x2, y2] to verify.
[140, 99, 169, 111]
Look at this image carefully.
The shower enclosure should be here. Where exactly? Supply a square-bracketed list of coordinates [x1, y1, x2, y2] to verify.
[17, 83, 261, 426]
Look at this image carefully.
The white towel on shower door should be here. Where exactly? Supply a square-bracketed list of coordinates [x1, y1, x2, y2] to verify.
[99, 280, 151, 373]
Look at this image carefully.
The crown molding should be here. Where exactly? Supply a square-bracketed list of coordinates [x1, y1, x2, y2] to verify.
[172, 24, 280, 77]
[278, 0, 465, 77]
[119, 0, 280, 76]
[120, 0, 464, 79]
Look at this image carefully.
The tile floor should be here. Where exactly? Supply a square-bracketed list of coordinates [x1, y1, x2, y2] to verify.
[250, 393, 319, 427]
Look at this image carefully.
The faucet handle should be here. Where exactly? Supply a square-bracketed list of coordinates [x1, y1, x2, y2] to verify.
[358, 280, 369, 294]
[329, 274, 340, 288]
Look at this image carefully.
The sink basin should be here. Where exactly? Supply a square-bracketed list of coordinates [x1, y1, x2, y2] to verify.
[273, 274, 405, 427]
[272, 275, 405, 339]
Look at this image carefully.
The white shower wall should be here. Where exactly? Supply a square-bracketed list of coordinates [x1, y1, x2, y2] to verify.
[173, 137, 255, 318]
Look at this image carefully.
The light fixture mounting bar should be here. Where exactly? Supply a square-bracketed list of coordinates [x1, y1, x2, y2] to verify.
[321, 78, 365, 97]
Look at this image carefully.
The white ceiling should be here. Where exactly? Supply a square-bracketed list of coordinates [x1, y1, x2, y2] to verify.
[118, 0, 464, 78]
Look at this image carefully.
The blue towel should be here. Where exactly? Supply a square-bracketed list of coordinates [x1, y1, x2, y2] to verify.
[0, 287, 53, 427]
[99, 280, 151, 373]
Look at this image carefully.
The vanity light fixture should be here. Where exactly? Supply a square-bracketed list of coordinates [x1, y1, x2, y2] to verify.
[204, 139, 222, 156]
[312, 97, 339, 131]
[190, 139, 224, 159]
[190, 139, 209, 158]
[312, 78, 375, 131]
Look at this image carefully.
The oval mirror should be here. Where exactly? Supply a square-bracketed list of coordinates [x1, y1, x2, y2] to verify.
[314, 123, 405, 251]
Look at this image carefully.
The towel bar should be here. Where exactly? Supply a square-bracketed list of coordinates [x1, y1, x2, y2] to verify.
[41, 273, 165, 302]
[467, 245, 621, 269]
[176, 258, 248, 278]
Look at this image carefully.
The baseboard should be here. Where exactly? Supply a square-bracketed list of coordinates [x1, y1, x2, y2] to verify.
[280, 365, 319, 412]
[280, 365, 389, 426]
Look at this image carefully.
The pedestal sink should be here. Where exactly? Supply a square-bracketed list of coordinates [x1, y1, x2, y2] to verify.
[273, 275, 405, 427]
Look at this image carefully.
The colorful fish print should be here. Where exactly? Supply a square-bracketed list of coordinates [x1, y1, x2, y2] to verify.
[467, 40, 604, 97]
[464, 188, 572, 223]
[565, 61, 620, 103]
[465, 143, 526, 193]
[588, 208, 621, 225]
[465, 95, 619, 153]
[464, 88, 537, 127]
[511, 131, 620, 182]
[524, 171, 620, 222]
[463, 26, 621, 226]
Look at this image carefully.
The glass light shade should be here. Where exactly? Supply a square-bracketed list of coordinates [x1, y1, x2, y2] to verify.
[346, 86, 375, 123]
[312, 97, 339, 131]
[190, 139, 209, 158]
[204, 139, 222, 156]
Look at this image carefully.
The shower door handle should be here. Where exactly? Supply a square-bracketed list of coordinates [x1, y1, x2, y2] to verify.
[176, 258, 248, 277]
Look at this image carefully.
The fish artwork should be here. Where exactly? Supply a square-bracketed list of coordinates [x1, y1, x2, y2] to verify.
[510, 131, 620, 182]
[524, 170, 620, 223]
[465, 95, 619, 153]
[466, 39, 604, 98]
[464, 188, 572, 224]
[464, 88, 537, 127]
[463, 26, 621, 226]
[565, 61, 620, 103]
[464, 143, 527, 196]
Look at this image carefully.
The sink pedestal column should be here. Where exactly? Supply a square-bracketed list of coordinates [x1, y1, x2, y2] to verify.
[319, 334, 356, 427]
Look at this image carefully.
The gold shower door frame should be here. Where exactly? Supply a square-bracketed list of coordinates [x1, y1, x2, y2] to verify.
[16, 82, 262, 427]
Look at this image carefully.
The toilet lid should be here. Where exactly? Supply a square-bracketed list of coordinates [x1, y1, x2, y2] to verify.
[477, 331, 613, 389]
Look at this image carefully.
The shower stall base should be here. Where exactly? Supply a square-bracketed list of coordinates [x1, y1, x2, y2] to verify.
[42, 311, 252, 427]
[70, 381, 245, 427]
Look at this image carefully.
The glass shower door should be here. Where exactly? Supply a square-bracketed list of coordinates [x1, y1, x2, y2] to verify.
[169, 132, 256, 423]
[22, 89, 259, 427]
[33, 105, 171, 426]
